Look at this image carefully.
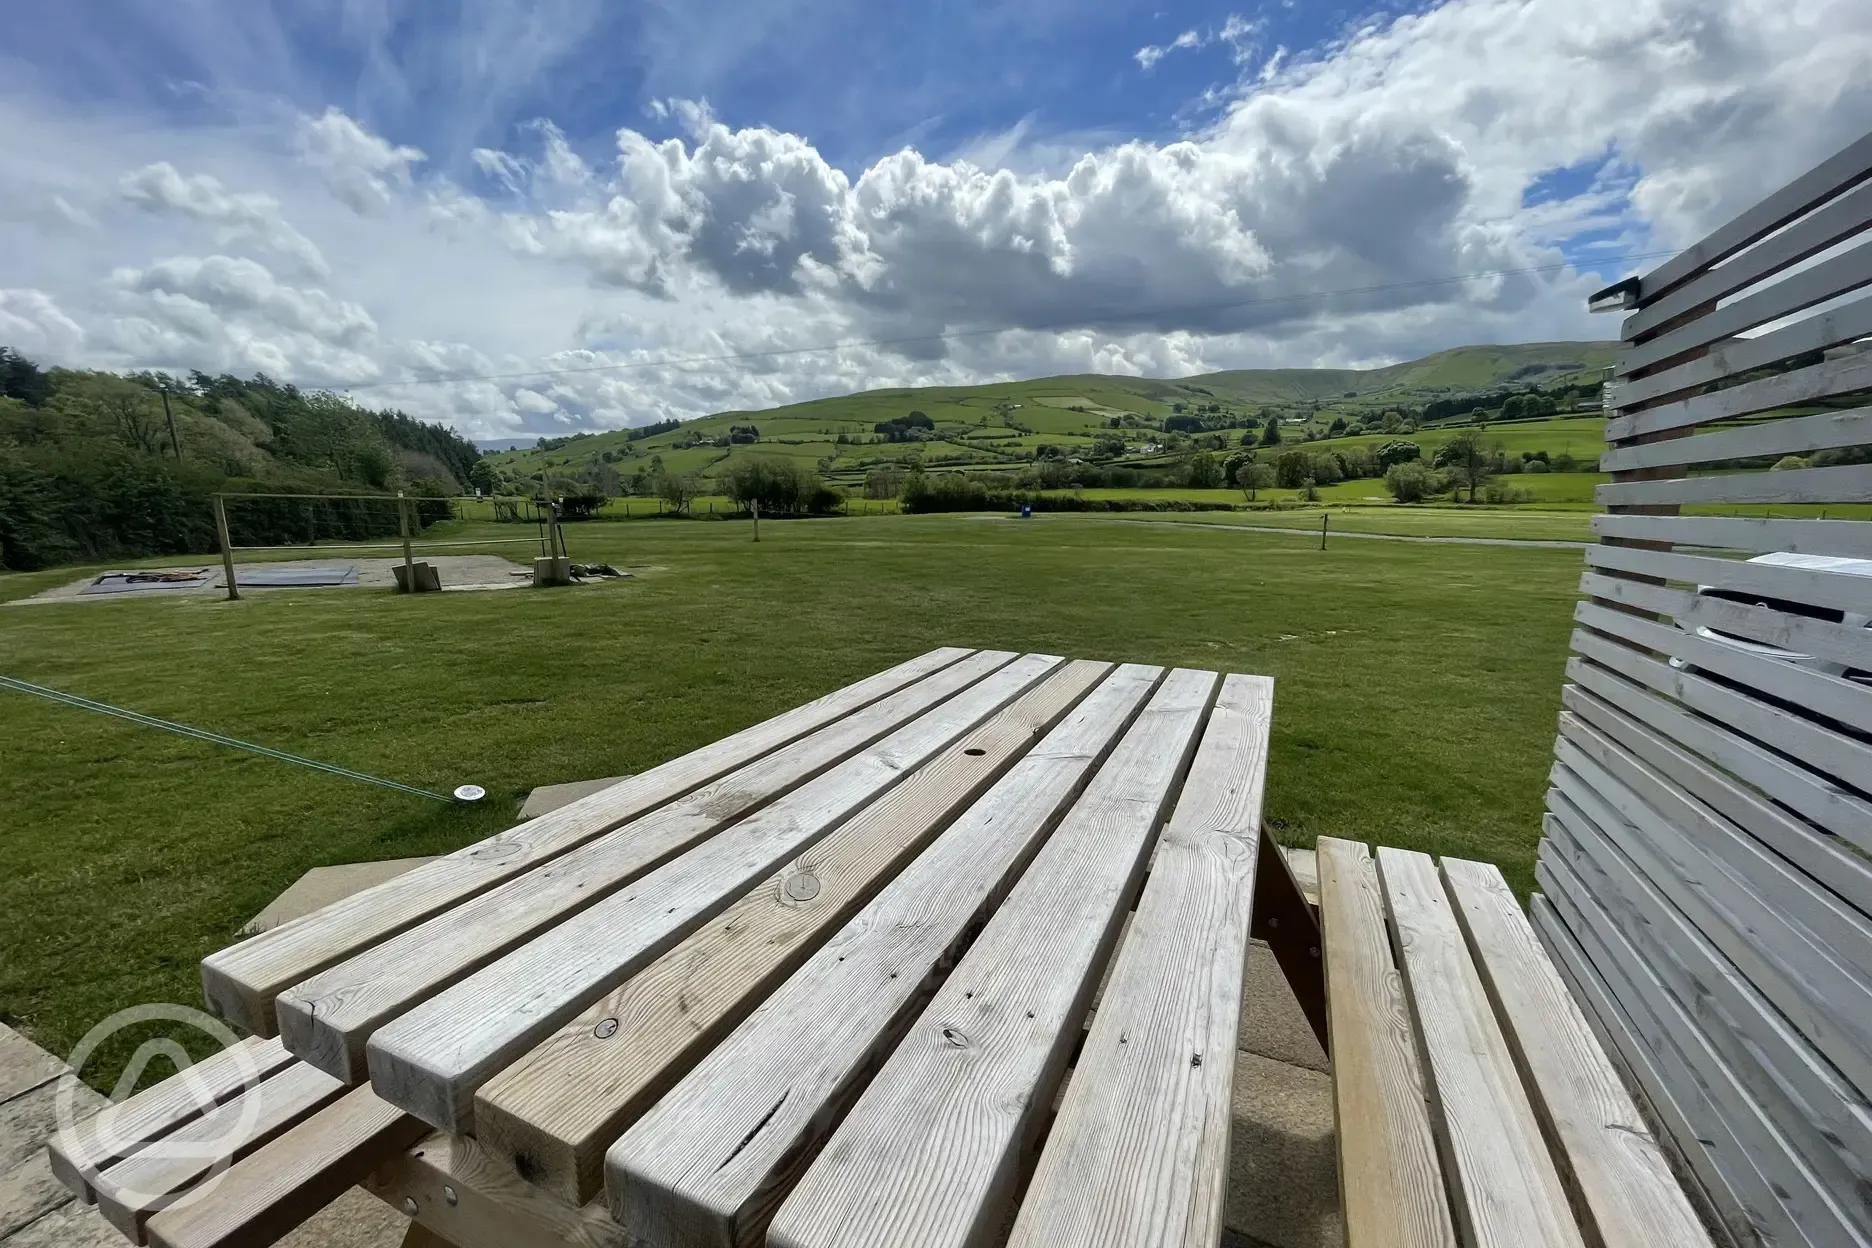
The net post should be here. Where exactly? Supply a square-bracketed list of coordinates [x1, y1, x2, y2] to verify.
[397, 491, 415, 592]
[213, 494, 240, 601]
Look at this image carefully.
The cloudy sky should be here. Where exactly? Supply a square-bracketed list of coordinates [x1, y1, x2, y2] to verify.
[3, 0, 1870, 439]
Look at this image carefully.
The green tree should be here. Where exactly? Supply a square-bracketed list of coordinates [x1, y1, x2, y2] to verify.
[1259, 415, 1282, 447]
[1185, 451, 1222, 489]
[1375, 440, 1421, 470]
[469, 459, 504, 496]
[1274, 449, 1313, 488]
[1384, 461, 1437, 503]
[655, 468, 700, 514]
[1437, 429, 1495, 503]
[1239, 462, 1276, 502]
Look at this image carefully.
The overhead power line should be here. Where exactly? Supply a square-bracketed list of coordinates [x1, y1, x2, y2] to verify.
[319, 248, 1680, 394]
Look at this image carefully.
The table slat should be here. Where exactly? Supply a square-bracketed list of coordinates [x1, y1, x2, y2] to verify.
[278, 650, 1016, 1081]
[201, 647, 972, 1035]
[1377, 848, 1585, 1248]
[602, 663, 1167, 1248]
[1002, 673, 1273, 1248]
[760, 668, 1218, 1248]
[368, 652, 1055, 1132]
[474, 659, 1113, 1205]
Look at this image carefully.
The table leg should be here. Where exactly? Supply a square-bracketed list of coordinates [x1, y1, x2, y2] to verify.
[1251, 830, 1329, 1051]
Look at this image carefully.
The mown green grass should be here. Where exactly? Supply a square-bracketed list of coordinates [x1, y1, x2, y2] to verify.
[0, 513, 1579, 1085]
[1123, 507, 1593, 542]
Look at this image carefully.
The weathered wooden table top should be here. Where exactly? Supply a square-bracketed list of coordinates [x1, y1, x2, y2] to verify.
[56, 648, 1283, 1248]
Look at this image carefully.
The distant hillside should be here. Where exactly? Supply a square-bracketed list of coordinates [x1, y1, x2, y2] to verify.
[488, 341, 1615, 493]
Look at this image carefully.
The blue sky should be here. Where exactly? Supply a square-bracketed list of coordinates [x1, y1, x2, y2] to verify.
[2, 0, 1867, 436]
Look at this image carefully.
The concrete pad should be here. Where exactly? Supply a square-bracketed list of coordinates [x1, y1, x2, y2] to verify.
[0, 1152, 74, 1240]
[1224, 1050, 1342, 1248]
[1, 1197, 122, 1248]
[517, 776, 629, 821]
[243, 858, 438, 936]
[275, 1186, 410, 1248]
[1238, 940, 1329, 1074]
[0, 1028, 67, 1107]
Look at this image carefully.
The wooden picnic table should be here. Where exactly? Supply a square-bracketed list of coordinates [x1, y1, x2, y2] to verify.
[46, 648, 1713, 1248]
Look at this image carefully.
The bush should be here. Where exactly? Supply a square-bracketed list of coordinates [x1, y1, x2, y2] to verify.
[1384, 461, 1438, 503]
[1376, 440, 1422, 470]
[722, 456, 832, 515]
[1771, 454, 1812, 472]
[1523, 459, 1549, 473]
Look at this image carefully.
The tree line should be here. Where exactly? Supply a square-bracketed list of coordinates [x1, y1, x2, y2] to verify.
[0, 347, 480, 571]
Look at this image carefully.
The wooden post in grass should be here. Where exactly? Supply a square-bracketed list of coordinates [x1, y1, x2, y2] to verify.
[752, 498, 761, 542]
[1321, 512, 1329, 550]
[214, 494, 239, 601]
[397, 492, 415, 593]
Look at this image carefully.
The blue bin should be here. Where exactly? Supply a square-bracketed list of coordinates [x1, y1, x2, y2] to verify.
[1020, 504, 1033, 519]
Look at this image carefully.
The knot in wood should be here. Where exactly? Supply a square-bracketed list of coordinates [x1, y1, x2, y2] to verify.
[594, 1017, 620, 1040]
[784, 872, 821, 902]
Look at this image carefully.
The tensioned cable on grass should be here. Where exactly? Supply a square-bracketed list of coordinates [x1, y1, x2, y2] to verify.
[0, 675, 457, 803]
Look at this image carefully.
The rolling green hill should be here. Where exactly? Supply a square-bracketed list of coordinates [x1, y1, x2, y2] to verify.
[488, 340, 1616, 492]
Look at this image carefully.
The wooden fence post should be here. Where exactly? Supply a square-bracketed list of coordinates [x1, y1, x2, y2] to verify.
[397, 492, 415, 592]
[214, 494, 239, 601]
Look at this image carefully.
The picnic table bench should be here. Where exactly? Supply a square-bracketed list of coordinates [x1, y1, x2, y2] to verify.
[45, 648, 1716, 1248]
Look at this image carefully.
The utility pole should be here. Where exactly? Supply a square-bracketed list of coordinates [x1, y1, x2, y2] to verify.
[213, 495, 239, 601]
[160, 388, 183, 460]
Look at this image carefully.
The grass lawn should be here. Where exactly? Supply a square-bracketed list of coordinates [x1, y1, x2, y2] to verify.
[0, 512, 1579, 1085]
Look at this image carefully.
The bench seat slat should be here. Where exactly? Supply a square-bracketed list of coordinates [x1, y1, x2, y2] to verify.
[1442, 857, 1714, 1248]
[143, 1087, 425, 1248]
[1377, 847, 1585, 1248]
[1316, 837, 1455, 1248]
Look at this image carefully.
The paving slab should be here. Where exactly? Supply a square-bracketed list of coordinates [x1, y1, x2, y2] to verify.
[243, 859, 439, 935]
[1, 1197, 123, 1248]
[0, 1030, 67, 1108]
[0, 1079, 103, 1242]
[516, 776, 630, 821]
[1225, 1050, 1342, 1248]
[275, 1186, 410, 1248]
[1238, 939, 1330, 1073]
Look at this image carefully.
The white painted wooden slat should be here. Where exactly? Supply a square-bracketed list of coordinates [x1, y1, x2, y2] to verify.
[1608, 292, 1872, 412]
[1616, 240, 1872, 377]
[200, 647, 972, 1035]
[1590, 513, 1872, 558]
[1313, 838, 1455, 1248]
[1556, 717, 1872, 980]
[1568, 631, 1872, 796]
[275, 649, 1018, 1082]
[1599, 406, 1872, 473]
[1376, 848, 1585, 1248]
[93, 1062, 348, 1244]
[1441, 856, 1714, 1248]
[1573, 599, 1872, 736]
[1594, 463, 1872, 507]
[1565, 656, 1872, 855]
[1623, 179, 1872, 339]
[470, 659, 1113, 1206]
[1548, 752, 1872, 1095]
[1610, 347, 1872, 437]
[601, 666, 1195, 1248]
[1561, 687, 1872, 917]
[1529, 891, 1755, 1248]
[1541, 810, 1872, 1229]
[1536, 847, 1838, 1248]
[1584, 542, 1872, 617]
[1623, 132, 1872, 307]
[757, 668, 1218, 1248]
[366, 653, 1063, 1132]
[1577, 570, 1872, 673]
[48, 1038, 295, 1204]
[1002, 674, 1275, 1248]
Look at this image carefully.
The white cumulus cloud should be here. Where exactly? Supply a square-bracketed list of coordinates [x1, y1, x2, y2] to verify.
[297, 107, 426, 213]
